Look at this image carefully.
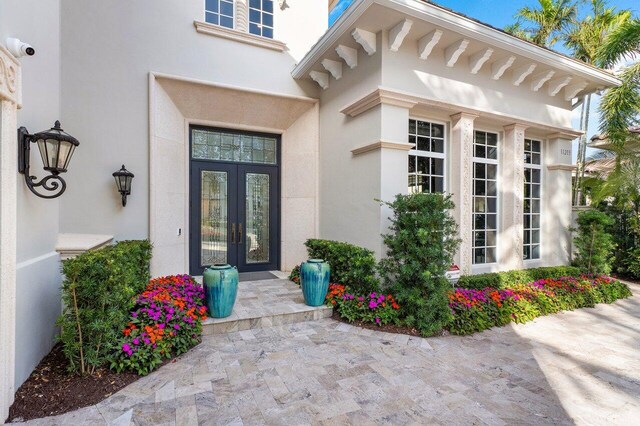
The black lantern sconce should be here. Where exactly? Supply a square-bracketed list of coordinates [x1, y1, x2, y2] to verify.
[112, 165, 134, 207]
[18, 120, 80, 199]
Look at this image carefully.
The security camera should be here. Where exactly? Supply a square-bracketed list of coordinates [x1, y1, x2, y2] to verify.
[6, 38, 35, 58]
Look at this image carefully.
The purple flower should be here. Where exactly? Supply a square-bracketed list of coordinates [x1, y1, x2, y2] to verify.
[132, 338, 140, 345]
[369, 301, 378, 309]
[375, 317, 381, 325]
[122, 343, 131, 352]
[173, 324, 180, 330]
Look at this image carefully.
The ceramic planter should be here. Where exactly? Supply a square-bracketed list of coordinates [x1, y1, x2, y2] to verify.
[203, 264, 239, 318]
[300, 259, 330, 307]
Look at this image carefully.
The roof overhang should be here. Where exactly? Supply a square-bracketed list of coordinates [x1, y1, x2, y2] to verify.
[295, 0, 621, 94]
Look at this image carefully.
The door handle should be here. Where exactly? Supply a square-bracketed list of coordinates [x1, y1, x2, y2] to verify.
[231, 223, 236, 244]
[239, 223, 243, 244]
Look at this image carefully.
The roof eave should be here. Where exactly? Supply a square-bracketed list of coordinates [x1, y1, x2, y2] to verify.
[294, 0, 622, 88]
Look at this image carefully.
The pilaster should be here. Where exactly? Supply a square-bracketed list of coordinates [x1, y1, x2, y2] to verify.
[235, 0, 248, 33]
[0, 45, 21, 423]
[450, 112, 477, 274]
[545, 134, 575, 265]
[501, 124, 528, 270]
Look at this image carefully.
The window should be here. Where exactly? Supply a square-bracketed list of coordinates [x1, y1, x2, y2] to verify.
[192, 128, 277, 165]
[408, 119, 446, 194]
[249, 0, 274, 38]
[524, 139, 542, 260]
[205, 0, 234, 29]
[472, 131, 499, 264]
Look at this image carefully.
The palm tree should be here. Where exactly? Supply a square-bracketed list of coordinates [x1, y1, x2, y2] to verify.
[513, 0, 578, 47]
[563, 0, 631, 204]
[596, 19, 640, 145]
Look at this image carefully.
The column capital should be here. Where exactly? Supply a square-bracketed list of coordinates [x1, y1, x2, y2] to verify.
[503, 123, 529, 132]
[450, 112, 479, 122]
[547, 131, 580, 141]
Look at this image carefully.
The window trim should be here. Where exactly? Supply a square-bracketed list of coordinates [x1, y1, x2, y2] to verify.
[523, 137, 544, 263]
[407, 117, 448, 194]
[471, 128, 500, 267]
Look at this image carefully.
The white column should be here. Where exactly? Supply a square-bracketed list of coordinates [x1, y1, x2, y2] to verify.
[0, 46, 21, 423]
[449, 113, 477, 274]
[235, 0, 248, 33]
[501, 124, 527, 270]
[545, 133, 575, 266]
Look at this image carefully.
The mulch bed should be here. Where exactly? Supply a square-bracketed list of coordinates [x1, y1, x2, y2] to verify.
[331, 311, 448, 337]
[7, 344, 139, 423]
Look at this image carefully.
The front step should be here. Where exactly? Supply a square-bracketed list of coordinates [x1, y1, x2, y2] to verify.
[199, 278, 333, 335]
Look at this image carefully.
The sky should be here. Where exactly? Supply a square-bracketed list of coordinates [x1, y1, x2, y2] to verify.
[328, 0, 639, 160]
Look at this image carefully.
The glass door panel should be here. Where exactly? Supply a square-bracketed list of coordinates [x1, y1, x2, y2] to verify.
[245, 173, 270, 264]
[200, 171, 228, 266]
[238, 165, 279, 272]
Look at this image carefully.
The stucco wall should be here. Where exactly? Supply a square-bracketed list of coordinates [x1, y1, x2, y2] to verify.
[59, 0, 326, 242]
[0, 0, 63, 390]
[317, 39, 386, 256]
[379, 29, 573, 130]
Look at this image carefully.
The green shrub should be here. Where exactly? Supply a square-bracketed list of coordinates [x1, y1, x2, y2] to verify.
[379, 193, 461, 336]
[448, 275, 632, 335]
[621, 247, 640, 279]
[57, 240, 152, 374]
[457, 266, 583, 290]
[304, 239, 379, 292]
[572, 210, 616, 274]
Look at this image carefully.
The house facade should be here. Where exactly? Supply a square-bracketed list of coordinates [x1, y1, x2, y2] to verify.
[0, 0, 619, 421]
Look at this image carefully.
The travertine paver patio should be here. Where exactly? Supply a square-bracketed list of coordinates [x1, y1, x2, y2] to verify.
[11, 282, 639, 425]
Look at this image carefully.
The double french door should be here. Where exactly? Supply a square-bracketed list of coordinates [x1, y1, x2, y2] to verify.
[189, 127, 279, 275]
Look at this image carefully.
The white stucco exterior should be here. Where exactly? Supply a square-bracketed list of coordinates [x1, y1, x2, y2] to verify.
[0, 0, 620, 420]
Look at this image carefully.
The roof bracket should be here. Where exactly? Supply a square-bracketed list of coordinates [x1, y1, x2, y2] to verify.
[388, 19, 413, 52]
[352, 28, 377, 56]
[418, 29, 442, 60]
[336, 44, 358, 69]
[444, 38, 469, 67]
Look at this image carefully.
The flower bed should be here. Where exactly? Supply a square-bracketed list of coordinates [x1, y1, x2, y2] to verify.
[110, 275, 207, 375]
[326, 284, 400, 325]
[448, 275, 632, 335]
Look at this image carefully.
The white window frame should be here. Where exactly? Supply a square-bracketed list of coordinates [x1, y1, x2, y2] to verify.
[204, 0, 235, 29]
[248, 0, 275, 39]
[523, 137, 543, 263]
[472, 129, 500, 267]
[407, 117, 448, 194]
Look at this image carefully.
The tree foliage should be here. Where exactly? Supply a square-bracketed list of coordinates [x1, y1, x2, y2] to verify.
[379, 193, 460, 336]
[572, 210, 615, 274]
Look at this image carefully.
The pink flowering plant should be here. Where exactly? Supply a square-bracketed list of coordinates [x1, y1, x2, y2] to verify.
[448, 275, 631, 335]
[325, 284, 401, 326]
[109, 275, 207, 375]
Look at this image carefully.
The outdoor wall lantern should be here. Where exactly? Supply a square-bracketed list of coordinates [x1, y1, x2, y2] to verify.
[112, 165, 134, 207]
[18, 120, 80, 199]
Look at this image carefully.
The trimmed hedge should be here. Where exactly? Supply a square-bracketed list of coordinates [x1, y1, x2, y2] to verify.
[304, 239, 379, 292]
[448, 275, 632, 335]
[457, 266, 582, 290]
[57, 240, 152, 374]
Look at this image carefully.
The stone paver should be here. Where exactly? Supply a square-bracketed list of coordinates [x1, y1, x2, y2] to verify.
[10, 283, 640, 425]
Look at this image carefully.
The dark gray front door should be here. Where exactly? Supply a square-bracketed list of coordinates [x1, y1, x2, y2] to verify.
[189, 126, 279, 275]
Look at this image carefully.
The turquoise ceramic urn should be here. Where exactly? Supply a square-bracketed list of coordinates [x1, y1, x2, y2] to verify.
[203, 264, 239, 318]
[300, 259, 330, 307]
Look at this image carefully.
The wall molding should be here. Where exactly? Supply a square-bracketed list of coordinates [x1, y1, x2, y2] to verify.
[194, 21, 287, 52]
[547, 163, 575, 171]
[341, 87, 583, 138]
[351, 140, 415, 156]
